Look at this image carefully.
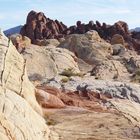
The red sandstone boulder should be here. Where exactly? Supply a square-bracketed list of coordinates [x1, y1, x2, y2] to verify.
[36, 85, 109, 111]
[35, 89, 66, 108]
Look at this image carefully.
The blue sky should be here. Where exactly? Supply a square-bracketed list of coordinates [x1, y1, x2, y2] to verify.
[0, 0, 140, 30]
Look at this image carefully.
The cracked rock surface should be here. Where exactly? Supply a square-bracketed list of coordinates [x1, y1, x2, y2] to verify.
[0, 30, 50, 140]
[22, 45, 80, 80]
[44, 76, 140, 139]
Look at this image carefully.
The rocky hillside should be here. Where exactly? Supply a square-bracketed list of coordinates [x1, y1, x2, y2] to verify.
[20, 10, 140, 51]
[1, 10, 140, 140]
[0, 29, 51, 139]
[36, 30, 140, 140]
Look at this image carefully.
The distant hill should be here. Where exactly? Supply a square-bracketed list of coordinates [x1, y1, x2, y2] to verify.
[4, 25, 23, 36]
[130, 27, 140, 32]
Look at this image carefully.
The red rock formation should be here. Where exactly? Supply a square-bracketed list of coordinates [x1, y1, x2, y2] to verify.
[35, 88, 66, 108]
[20, 10, 67, 45]
[36, 85, 111, 111]
[20, 11, 140, 50]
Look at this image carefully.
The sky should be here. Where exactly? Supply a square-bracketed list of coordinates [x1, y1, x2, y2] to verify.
[0, 0, 140, 30]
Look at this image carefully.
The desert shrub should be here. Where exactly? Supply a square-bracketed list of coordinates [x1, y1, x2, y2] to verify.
[61, 77, 69, 83]
[45, 115, 57, 126]
[131, 69, 140, 83]
[60, 68, 84, 77]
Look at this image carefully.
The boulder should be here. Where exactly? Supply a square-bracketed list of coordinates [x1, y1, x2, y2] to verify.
[40, 39, 60, 46]
[112, 44, 126, 55]
[35, 39, 60, 47]
[35, 89, 65, 108]
[59, 30, 113, 65]
[85, 30, 102, 41]
[111, 34, 125, 45]
[22, 45, 80, 80]
[91, 60, 129, 81]
[10, 34, 31, 53]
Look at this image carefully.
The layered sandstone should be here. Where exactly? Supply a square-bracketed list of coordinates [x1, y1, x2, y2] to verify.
[0, 29, 50, 140]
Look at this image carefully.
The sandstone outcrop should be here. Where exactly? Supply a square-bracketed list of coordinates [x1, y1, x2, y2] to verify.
[91, 60, 129, 81]
[35, 89, 66, 108]
[46, 76, 140, 104]
[38, 38, 60, 46]
[66, 20, 130, 42]
[39, 76, 140, 140]
[0, 30, 50, 140]
[0, 37, 41, 114]
[9, 33, 31, 53]
[59, 30, 113, 65]
[48, 104, 140, 140]
[22, 44, 80, 80]
[20, 10, 67, 45]
[112, 44, 126, 55]
[66, 20, 140, 51]
[19, 11, 140, 51]
[0, 88, 50, 140]
[0, 29, 9, 46]
[58, 30, 140, 82]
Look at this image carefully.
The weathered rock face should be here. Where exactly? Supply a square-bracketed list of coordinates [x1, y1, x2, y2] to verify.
[66, 20, 130, 40]
[38, 76, 140, 140]
[111, 34, 125, 45]
[22, 45, 80, 80]
[9, 33, 31, 53]
[35, 88, 66, 108]
[65, 20, 140, 51]
[112, 44, 126, 55]
[36, 84, 109, 111]
[59, 30, 113, 65]
[1, 41, 41, 114]
[20, 10, 67, 45]
[37, 38, 60, 46]
[20, 11, 140, 51]
[0, 31, 50, 140]
[91, 60, 129, 81]
[47, 104, 140, 140]
[0, 28, 9, 46]
[0, 88, 50, 140]
[46, 76, 140, 104]
[58, 30, 140, 82]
